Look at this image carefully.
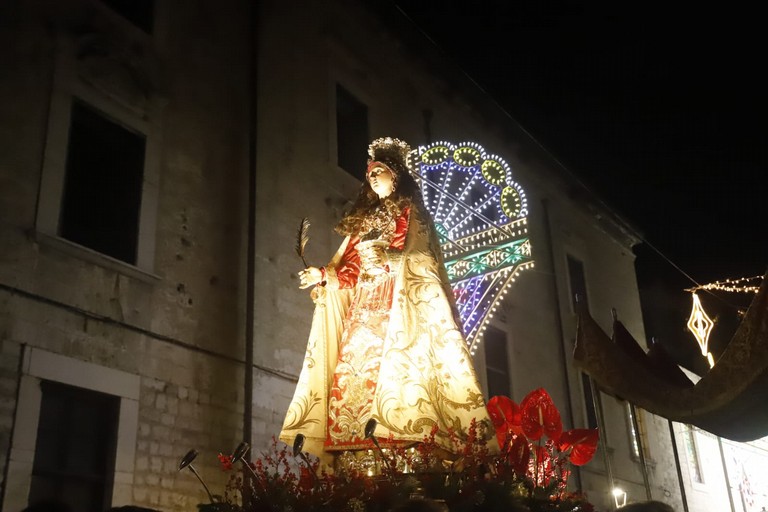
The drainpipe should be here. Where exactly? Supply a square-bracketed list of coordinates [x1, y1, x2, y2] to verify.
[244, 0, 261, 449]
[591, 381, 617, 506]
[667, 420, 690, 512]
[718, 436, 737, 512]
[628, 402, 652, 499]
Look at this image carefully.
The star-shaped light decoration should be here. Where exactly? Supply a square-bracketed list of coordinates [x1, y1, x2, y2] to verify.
[686, 292, 715, 368]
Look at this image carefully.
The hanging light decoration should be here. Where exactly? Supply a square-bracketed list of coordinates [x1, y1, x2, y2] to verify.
[693, 275, 762, 294]
[686, 292, 715, 367]
[685, 275, 761, 369]
[414, 141, 533, 354]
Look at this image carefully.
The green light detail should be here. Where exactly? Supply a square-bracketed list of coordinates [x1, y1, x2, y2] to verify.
[434, 223, 449, 244]
[444, 238, 531, 282]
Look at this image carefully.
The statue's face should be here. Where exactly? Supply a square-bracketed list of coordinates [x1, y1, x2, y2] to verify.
[367, 163, 395, 199]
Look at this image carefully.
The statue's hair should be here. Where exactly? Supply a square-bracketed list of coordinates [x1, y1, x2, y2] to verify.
[336, 137, 421, 236]
[335, 170, 419, 236]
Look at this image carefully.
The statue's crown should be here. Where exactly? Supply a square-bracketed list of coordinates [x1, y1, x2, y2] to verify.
[367, 137, 411, 175]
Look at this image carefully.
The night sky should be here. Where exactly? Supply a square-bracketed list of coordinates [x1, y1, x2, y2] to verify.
[396, 1, 766, 372]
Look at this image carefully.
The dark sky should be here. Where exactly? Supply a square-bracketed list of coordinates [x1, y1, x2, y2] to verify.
[395, 1, 766, 372]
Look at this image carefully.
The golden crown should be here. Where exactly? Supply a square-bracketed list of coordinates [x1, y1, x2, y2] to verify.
[367, 137, 411, 175]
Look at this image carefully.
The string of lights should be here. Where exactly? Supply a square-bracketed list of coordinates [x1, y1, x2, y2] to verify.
[686, 275, 763, 294]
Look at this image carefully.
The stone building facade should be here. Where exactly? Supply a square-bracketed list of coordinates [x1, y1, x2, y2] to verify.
[0, 0, 722, 510]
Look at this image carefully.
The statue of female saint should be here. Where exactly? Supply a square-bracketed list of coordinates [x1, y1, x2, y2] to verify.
[280, 137, 493, 463]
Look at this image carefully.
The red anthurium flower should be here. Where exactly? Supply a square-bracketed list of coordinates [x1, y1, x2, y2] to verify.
[508, 435, 530, 476]
[557, 428, 599, 466]
[520, 388, 563, 442]
[487, 395, 522, 447]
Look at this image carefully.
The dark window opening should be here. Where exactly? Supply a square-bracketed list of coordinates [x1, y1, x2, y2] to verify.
[29, 381, 120, 512]
[484, 325, 511, 398]
[566, 254, 589, 312]
[60, 100, 145, 264]
[99, 0, 155, 33]
[581, 373, 599, 429]
[336, 84, 369, 180]
[567, 254, 600, 430]
[683, 426, 703, 483]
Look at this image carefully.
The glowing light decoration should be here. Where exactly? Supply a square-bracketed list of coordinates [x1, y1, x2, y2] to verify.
[683, 274, 762, 369]
[412, 141, 533, 353]
[686, 293, 715, 367]
[612, 488, 627, 508]
[690, 275, 762, 294]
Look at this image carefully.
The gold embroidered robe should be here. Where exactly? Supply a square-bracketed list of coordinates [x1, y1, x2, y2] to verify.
[280, 203, 494, 459]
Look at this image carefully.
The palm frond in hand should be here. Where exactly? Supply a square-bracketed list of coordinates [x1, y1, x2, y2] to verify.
[295, 217, 310, 268]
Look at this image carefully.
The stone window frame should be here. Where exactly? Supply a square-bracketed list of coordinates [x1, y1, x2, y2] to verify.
[625, 402, 654, 465]
[682, 425, 706, 486]
[333, 82, 370, 181]
[2, 347, 140, 511]
[482, 324, 512, 399]
[327, 53, 376, 183]
[563, 250, 615, 453]
[35, 35, 163, 282]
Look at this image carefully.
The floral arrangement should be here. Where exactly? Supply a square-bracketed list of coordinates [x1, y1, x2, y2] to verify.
[195, 389, 599, 512]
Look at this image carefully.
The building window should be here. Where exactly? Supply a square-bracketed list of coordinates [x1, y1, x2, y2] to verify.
[683, 426, 704, 483]
[566, 255, 589, 312]
[99, 0, 155, 33]
[484, 325, 510, 398]
[3, 348, 140, 512]
[36, 81, 160, 276]
[33, 22, 164, 277]
[336, 84, 369, 180]
[580, 373, 599, 429]
[627, 403, 649, 460]
[567, 254, 601, 430]
[28, 381, 120, 512]
[60, 100, 146, 265]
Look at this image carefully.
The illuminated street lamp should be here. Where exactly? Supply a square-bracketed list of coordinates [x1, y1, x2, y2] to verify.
[612, 487, 627, 508]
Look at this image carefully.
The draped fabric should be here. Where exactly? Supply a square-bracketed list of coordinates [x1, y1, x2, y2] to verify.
[574, 273, 768, 442]
[280, 203, 494, 459]
[324, 207, 407, 451]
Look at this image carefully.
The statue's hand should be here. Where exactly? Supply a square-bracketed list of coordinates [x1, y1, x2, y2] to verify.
[298, 266, 323, 289]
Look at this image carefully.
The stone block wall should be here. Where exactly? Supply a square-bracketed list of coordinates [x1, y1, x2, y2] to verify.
[0, 0, 688, 510]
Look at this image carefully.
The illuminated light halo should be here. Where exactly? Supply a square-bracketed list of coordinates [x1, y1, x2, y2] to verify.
[413, 140, 533, 352]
